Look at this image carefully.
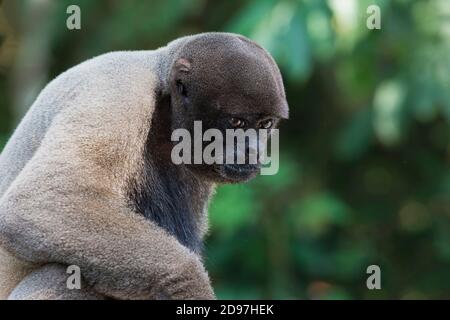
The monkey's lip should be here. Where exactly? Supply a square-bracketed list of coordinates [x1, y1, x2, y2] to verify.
[221, 163, 260, 180]
[223, 163, 260, 172]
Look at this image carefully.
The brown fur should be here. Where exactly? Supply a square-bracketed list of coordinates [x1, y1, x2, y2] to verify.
[0, 32, 288, 299]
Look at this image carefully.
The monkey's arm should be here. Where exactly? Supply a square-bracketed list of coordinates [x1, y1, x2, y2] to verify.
[0, 106, 214, 299]
[8, 264, 105, 300]
[0, 176, 214, 300]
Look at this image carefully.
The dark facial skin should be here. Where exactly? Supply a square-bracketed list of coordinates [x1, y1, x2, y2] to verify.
[168, 34, 288, 183]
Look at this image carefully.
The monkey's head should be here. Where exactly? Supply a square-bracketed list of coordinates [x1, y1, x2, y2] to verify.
[167, 33, 288, 183]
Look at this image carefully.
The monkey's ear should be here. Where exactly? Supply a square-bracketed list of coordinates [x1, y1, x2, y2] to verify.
[175, 58, 191, 73]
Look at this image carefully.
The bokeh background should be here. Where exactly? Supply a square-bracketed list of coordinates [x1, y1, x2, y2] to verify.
[0, 0, 449, 299]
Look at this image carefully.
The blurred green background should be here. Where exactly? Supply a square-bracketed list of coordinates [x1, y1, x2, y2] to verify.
[0, 0, 449, 299]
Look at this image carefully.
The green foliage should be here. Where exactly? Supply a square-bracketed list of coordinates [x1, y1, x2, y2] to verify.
[210, 184, 260, 234]
[291, 192, 351, 236]
[0, 0, 449, 299]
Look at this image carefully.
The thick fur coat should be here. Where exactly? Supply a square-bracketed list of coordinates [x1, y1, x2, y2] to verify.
[0, 32, 288, 299]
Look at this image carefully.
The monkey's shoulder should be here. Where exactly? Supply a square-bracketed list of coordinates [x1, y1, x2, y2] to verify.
[41, 50, 161, 99]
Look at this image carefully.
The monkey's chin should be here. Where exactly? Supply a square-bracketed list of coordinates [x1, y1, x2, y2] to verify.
[216, 164, 260, 183]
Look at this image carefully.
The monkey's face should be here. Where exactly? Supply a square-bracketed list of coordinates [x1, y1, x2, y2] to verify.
[168, 34, 288, 183]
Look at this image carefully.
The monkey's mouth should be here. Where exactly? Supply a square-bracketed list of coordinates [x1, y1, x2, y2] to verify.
[220, 163, 260, 182]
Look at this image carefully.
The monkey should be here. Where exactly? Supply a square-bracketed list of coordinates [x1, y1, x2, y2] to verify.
[0, 32, 289, 300]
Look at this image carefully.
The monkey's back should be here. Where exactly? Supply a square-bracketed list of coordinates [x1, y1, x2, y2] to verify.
[0, 50, 162, 198]
[0, 49, 162, 299]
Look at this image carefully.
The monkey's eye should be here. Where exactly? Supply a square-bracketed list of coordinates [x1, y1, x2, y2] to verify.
[176, 80, 188, 97]
[230, 117, 246, 128]
[259, 119, 273, 129]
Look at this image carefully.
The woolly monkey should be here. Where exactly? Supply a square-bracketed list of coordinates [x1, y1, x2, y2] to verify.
[0, 32, 288, 299]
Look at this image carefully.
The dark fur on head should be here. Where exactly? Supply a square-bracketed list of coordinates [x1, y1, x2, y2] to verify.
[129, 33, 288, 253]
